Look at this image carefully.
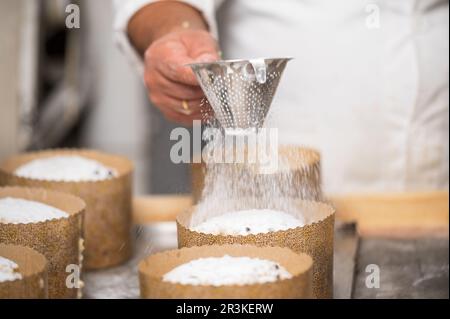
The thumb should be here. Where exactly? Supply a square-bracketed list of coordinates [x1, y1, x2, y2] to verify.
[195, 52, 219, 63]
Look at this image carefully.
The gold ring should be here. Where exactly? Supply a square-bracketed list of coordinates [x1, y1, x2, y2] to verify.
[182, 100, 190, 111]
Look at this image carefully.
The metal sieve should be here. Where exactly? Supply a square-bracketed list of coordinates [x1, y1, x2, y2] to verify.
[189, 57, 292, 133]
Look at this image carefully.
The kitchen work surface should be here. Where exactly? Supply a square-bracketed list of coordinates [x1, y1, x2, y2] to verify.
[352, 238, 449, 298]
[83, 223, 178, 299]
[83, 222, 358, 298]
[82, 222, 448, 299]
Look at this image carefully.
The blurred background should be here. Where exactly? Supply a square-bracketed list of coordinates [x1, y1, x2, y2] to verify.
[0, 0, 190, 194]
[1, 0, 449, 196]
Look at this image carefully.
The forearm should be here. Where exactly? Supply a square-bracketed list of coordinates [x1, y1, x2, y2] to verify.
[128, 1, 209, 56]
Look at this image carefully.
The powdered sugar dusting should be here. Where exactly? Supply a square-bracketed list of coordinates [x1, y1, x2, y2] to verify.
[0, 256, 22, 282]
[163, 255, 291, 286]
[192, 209, 303, 235]
[15, 155, 117, 182]
[0, 197, 68, 224]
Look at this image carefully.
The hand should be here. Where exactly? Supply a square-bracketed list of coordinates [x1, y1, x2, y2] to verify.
[143, 29, 219, 126]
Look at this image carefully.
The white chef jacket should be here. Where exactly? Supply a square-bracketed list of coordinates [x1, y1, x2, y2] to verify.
[114, 0, 449, 195]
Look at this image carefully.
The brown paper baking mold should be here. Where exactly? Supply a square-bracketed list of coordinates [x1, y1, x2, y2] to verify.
[0, 149, 133, 269]
[191, 145, 322, 203]
[139, 244, 313, 299]
[0, 187, 84, 298]
[0, 244, 48, 299]
[177, 200, 334, 299]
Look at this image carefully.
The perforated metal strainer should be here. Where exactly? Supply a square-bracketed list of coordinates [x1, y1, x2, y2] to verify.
[189, 57, 292, 133]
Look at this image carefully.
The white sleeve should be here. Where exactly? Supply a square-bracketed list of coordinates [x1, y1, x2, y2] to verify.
[113, 0, 221, 76]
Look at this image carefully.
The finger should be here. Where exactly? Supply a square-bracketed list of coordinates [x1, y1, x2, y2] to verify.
[149, 67, 204, 100]
[145, 30, 220, 89]
[160, 107, 201, 127]
[150, 92, 200, 126]
[146, 43, 199, 86]
[180, 98, 204, 116]
[150, 43, 219, 86]
[182, 31, 220, 61]
[164, 48, 220, 85]
[156, 55, 199, 86]
[149, 92, 202, 116]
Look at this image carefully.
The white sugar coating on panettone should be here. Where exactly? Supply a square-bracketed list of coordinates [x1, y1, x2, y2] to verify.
[0, 197, 68, 224]
[162, 255, 292, 286]
[0, 256, 22, 282]
[191, 209, 304, 235]
[14, 155, 117, 182]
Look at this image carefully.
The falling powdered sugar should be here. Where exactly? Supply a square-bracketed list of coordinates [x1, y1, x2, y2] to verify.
[14, 155, 117, 182]
[193, 57, 320, 232]
[0, 197, 68, 224]
[163, 255, 292, 286]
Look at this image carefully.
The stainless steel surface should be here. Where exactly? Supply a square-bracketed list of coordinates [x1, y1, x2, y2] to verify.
[189, 58, 291, 132]
[353, 238, 449, 299]
[83, 222, 355, 299]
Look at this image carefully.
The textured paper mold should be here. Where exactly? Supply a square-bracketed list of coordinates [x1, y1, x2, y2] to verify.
[191, 146, 322, 203]
[0, 149, 133, 269]
[0, 187, 84, 298]
[139, 244, 313, 299]
[0, 244, 48, 299]
[177, 200, 334, 299]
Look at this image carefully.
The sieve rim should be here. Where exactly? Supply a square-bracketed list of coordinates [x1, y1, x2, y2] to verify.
[186, 56, 293, 68]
